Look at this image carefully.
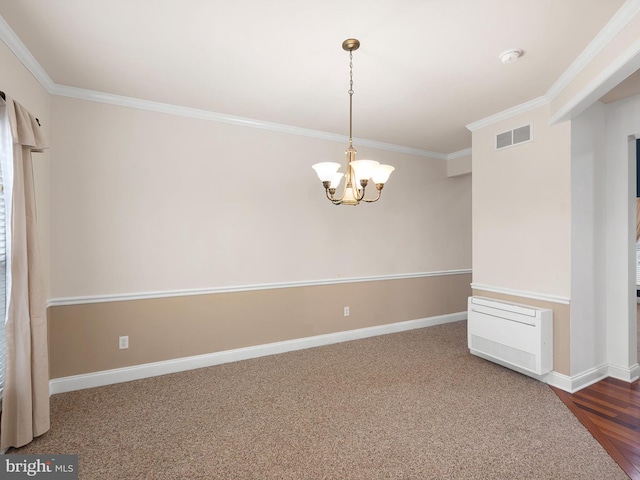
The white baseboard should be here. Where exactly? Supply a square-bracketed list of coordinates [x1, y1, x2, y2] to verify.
[49, 311, 467, 395]
[545, 364, 609, 393]
[608, 362, 640, 383]
[466, 354, 610, 393]
[465, 352, 605, 394]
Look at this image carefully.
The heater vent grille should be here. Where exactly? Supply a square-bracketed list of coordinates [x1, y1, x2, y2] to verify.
[496, 131, 512, 149]
[470, 334, 536, 371]
[496, 124, 532, 150]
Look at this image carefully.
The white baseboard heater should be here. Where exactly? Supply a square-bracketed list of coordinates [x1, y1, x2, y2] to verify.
[467, 296, 553, 376]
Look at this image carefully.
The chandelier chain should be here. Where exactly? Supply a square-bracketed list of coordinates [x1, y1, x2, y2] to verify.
[348, 50, 354, 96]
[348, 50, 354, 142]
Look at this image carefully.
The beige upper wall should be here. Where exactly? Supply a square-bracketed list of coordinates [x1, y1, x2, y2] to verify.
[447, 155, 471, 177]
[1, 40, 51, 297]
[472, 104, 571, 298]
[50, 96, 471, 299]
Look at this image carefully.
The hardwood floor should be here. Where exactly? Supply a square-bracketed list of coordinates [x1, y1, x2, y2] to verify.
[552, 378, 640, 479]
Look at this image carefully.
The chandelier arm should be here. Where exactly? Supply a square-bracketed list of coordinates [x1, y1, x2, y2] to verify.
[361, 193, 381, 203]
[361, 184, 384, 203]
[328, 190, 343, 205]
[325, 188, 335, 201]
[325, 186, 346, 204]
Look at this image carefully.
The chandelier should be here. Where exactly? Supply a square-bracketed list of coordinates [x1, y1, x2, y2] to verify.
[312, 39, 394, 206]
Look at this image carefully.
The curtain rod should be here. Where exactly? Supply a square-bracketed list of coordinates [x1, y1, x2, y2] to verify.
[0, 91, 41, 126]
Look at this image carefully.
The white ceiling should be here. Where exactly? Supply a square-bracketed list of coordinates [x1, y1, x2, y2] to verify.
[0, 0, 631, 155]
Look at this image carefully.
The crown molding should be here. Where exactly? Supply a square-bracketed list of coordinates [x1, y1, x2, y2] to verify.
[51, 83, 344, 138]
[446, 148, 472, 160]
[52, 84, 449, 159]
[465, 96, 548, 132]
[0, 14, 54, 92]
[549, 37, 640, 125]
[546, 0, 640, 102]
[353, 136, 448, 159]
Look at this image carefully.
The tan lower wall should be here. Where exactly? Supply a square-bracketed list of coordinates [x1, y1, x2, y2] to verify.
[472, 289, 570, 375]
[48, 273, 471, 379]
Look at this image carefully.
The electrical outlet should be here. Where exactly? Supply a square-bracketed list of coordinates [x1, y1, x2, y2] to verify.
[119, 335, 129, 350]
[344, 306, 350, 317]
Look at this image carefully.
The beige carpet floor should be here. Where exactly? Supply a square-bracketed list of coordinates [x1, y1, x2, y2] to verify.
[10, 321, 627, 479]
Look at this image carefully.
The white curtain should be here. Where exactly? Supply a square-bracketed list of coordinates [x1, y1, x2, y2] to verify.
[0, 96, 49, 450]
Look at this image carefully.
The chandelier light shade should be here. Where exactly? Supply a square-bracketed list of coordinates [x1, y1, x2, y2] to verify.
[312, 38, 394, 206]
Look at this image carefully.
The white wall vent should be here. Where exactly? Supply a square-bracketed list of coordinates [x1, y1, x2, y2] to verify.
[495, 124, 532, 150]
